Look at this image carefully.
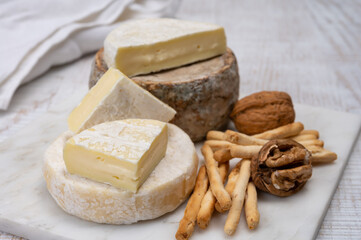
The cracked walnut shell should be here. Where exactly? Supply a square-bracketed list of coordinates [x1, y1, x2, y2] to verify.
[251, 139, 312, 197]
[230, 91, 295, 135]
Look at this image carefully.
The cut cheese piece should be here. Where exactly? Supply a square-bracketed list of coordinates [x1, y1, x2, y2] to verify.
[64, 119, 167, 192]
[43, 124, 198, 224]
[67, 67, 176, 133]
[104, 18, 227, 76]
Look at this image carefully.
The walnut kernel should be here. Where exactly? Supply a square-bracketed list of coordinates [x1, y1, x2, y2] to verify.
[251, 139, 312, 197]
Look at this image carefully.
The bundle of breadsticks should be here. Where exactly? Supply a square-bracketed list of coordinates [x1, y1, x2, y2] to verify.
[207, 122, 337, 164]
[175, 122, 337, 239]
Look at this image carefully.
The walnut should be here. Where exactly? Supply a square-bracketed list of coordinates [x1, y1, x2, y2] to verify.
[230, 91, 295, 135]
[251, 139, 312, 197]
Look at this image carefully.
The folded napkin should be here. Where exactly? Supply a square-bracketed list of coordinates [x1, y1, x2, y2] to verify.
[0, 0, 180, 110]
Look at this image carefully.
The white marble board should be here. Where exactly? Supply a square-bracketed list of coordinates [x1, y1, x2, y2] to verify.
[0, 92, 360, 240]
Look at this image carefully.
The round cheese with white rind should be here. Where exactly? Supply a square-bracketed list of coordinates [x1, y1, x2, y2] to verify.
[43, 123, 198, 224]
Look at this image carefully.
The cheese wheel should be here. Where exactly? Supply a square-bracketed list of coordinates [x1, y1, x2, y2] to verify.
[89, 48, 240, 142]
[43, 124, 198, 224]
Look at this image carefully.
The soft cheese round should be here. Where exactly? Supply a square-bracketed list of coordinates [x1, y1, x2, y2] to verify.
[89, 48, 240, 142]
[43, 123, 198, 224]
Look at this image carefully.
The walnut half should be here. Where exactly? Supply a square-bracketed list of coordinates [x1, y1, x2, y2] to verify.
[251, 139, 312, 197]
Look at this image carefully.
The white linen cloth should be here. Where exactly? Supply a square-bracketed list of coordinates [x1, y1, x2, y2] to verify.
[0, 0, 179, 110]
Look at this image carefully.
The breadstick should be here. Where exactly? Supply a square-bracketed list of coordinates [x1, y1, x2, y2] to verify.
[300, 129, 319, 138]
[245, 182, 260, 230]
[205, 140, 235, 151]
[307, 146, 337, 164]
[312, 151, 337, 164]
[291, 134, 317, 141]
[197, 162, 229, 229]
[252, 122, 304, 140]
[214, 200, 223, 213]
[299, 139, 324, 148]
[207, 131, 225, 140]
[196, 188, 215, 230]
[202, 144, 231, 212]
[224, 130, 267, 145]
[214, 148, 232, 163]
[176, 165, 209, 240]
[225, 160, 242, 195]
[224, 160, 251, 235]
[215, 160, 242, 213]
[230, 145, 261, 159]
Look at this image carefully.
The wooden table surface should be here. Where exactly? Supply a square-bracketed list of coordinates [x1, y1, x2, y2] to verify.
[1, 0, 360, 239]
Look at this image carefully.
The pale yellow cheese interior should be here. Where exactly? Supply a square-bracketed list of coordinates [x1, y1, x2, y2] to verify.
[67, 69, 119, 133]
[104, 18, 227, 76]
[63, 119, 168, 192]
[67, 68, 176, 133]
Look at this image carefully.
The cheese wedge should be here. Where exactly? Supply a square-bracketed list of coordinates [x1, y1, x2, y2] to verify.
[67, 67, 176, 133]
[64, 119, 167, 192]
[104, 18, 227, 76]
[43, 123, 198, 224]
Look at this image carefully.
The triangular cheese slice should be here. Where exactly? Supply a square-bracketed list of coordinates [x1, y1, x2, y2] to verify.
[68, 67, 176, 133]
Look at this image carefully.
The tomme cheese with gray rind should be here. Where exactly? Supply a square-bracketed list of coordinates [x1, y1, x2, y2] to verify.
[104, 18, 226, 77]
[90, 48, 240, 142]
[43, 123, 198, 224]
